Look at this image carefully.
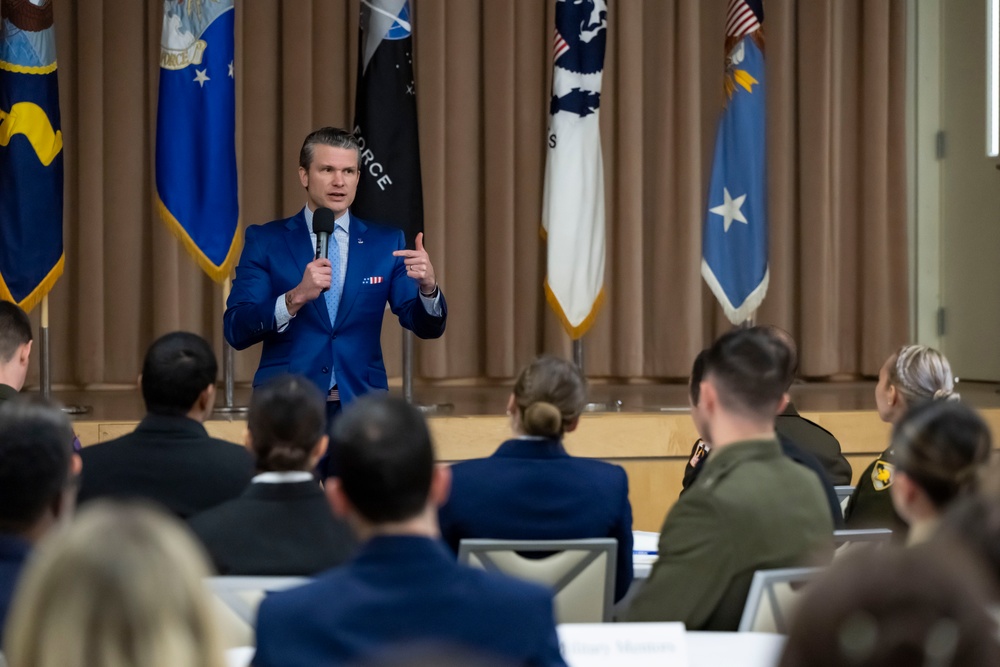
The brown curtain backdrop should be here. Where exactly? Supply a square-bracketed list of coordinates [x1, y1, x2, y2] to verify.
[28, 0, 907, 389]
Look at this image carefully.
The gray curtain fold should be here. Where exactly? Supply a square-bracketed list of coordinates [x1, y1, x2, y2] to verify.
[27, 0, 908, 388]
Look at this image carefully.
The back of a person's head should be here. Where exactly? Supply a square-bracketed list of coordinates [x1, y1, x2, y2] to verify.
[141, 332, 217, 416]
[0, 398, 74, 535]
[702, 327, 790, 419]
[889, 345, 958, 405]
[248, 374, 326, 472]
[758, 325, 798, 391]
[0, 301, 31, 364]
[512, 355, 587, 438]
[890, 401, 992, 509]
[688, 349, 708, 405]
[4, 501, 225, 667]
[938, 493, 1000, 601]
[778, 546, 1000, 667]
[331, 394, 434, 524]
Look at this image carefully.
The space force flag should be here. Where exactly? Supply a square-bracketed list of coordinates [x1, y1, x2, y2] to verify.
[702, 0, 768, 324]
[542, 0, 607, 339]
[0, 0, 64, 311]
[155, 0, 239, 282]
[353, 0, 423, 247]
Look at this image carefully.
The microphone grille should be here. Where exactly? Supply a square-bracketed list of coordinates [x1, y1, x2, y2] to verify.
[313, 207, 336, 234]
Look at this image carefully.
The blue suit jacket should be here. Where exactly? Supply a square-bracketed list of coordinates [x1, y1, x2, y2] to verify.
[224, 210, 447, 401]
[0, 533, 30, 636]
[438, 438, 634, 602]
[253, 535, 566, 667]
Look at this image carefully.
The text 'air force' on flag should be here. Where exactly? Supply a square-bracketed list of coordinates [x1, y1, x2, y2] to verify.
[542, 0, 608, 340]
[155, 0, 239, 282]
[702, 0, 768, 324]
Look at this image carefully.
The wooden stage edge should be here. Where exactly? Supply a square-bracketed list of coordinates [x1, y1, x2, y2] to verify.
[69, 383, 1000, 532]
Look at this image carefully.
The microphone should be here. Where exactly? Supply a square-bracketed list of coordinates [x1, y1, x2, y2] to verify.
[313, 207, 336, 261]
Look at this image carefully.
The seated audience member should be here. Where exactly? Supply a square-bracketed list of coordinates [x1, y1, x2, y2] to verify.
[4, 502, 226, 667]
[682, 343, 843, 526]
[438, 355, 633, 601]
[189, 375, 356, 575]
[253, 395, 566, 667]
[78, 332, 253, 518]
[936, 461, 1000, 603]
[778, 546, 1000, 667]
[845, 345, 958, 538]
[0, 302, 32, 405]
[0, 399, 78, 635]
[626, 328, 833, 630]
[887, 400, 991, 545]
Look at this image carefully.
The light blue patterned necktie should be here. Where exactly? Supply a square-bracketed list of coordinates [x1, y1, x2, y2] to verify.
[324, 229, 341, 388]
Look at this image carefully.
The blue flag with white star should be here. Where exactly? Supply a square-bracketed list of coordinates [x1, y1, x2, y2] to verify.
[155, 0, 239, 282]
[0, 0, 64, 311]
[702, 0, 768, 324]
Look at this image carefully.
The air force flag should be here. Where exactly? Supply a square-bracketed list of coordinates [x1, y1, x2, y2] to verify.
[702, 0, 768, 324]
[542, 0, 607, 339]
[155, 0, 239, 282]
[0, 0, 64, 311]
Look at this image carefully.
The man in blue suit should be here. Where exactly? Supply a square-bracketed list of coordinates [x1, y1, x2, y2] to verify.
[224, 127, 446, 415]
[253, 395, 566, 667]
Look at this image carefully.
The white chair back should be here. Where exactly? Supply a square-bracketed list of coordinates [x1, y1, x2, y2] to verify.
[205, 576, 310, 648]
[834, 485, 855, 514]
[458, 538, 616, 623]
[833, 528, 893, 556]
[738, 567, 822, 633]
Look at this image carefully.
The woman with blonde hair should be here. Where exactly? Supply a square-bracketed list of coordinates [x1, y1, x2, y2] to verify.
[4, 502, 225, 667]
[845, 345, 959, 537]
[437, 354, 634, 601]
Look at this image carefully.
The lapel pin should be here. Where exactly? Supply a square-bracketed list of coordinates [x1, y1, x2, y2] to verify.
[358, 238, 364, 244]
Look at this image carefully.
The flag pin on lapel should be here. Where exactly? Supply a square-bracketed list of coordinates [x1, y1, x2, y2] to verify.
[362, 276, 384, 285]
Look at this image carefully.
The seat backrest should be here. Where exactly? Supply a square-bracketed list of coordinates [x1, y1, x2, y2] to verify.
[458, 538, 616, 623]
[205, 576, 311, 648]
[737, 567, 822, 633]
[834, 485, 855, 514]
[833, 528, 893, 547]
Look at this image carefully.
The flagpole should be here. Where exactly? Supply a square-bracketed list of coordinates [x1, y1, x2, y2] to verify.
[40, 295, 51, 400]
[572, 337, 622, 413]
[215, 277, 248, 414]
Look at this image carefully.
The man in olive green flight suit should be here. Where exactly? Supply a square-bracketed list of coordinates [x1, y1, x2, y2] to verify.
[626, 328, 834, 631]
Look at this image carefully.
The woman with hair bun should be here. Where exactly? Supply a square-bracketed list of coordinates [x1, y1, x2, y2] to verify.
[438, 355, 634, 601]
[845, 345, 960, 538]
[188, 374, 356, 575]
[888, 400, 992, 545]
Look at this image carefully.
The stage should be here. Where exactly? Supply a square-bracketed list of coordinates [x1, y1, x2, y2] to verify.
[58, 380, 1000, 532]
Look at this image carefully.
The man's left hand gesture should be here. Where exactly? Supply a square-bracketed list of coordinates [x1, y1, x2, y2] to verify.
[393, 232, 438, 295]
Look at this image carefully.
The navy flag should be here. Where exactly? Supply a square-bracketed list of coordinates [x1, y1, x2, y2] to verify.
[352, 0, 423, 247]
[0, 0, 63, 311]
[155, 0, 239, 282]
[701, 0, 768, 324]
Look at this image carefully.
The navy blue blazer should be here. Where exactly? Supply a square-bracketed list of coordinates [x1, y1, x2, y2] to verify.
[224, 210, 447, 401]
[438, 438, 634, 601]
[253, 535, 566, 667]
[0, 533, 30, 636]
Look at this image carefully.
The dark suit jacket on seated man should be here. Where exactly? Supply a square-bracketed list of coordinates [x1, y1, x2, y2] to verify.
[78, 332, 253, 519]
[253, 395, 566, 667]
[627, 328, 833, 630]
[223, 127, 446, 406]
[0, 399, 79, 632]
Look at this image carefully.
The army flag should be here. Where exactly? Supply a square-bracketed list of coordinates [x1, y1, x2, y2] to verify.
[701, 0, 768, 324]
[542, 0, 608, 340]
[155, 0, 239, 282]
[0, 0, 63, 311]
[352, 0, 423, 247]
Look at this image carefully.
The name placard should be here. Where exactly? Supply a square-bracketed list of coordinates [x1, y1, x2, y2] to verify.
[557, 623, 689, 667]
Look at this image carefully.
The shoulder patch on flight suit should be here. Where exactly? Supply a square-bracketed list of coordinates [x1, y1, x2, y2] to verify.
[690, 440, 710, 468]
[871, 459, 895, 491]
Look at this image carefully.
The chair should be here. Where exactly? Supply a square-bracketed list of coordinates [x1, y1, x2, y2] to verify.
[737, 566, 822, 633]
[205, 576, 310, 647]
[833, 528, 893, 554]
[458, 538, 616, 623]
[834, 485, 855, 514]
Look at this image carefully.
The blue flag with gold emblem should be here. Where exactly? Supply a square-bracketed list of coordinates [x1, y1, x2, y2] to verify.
[0, 0, 64, 311]
[155, 0, 238, 282]
[702, 0, 768, 324]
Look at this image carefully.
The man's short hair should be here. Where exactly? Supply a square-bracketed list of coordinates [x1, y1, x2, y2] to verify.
[688, 349, 708, 405]
[0, 301, 32, 364]
[0, 398, 74, 533]
[248, 375, 327, 472]
[141, 332, 217, 417]
[299, 127, 361, 170]
[702, 327, 791, 418]
[330, 394, 434, 524]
